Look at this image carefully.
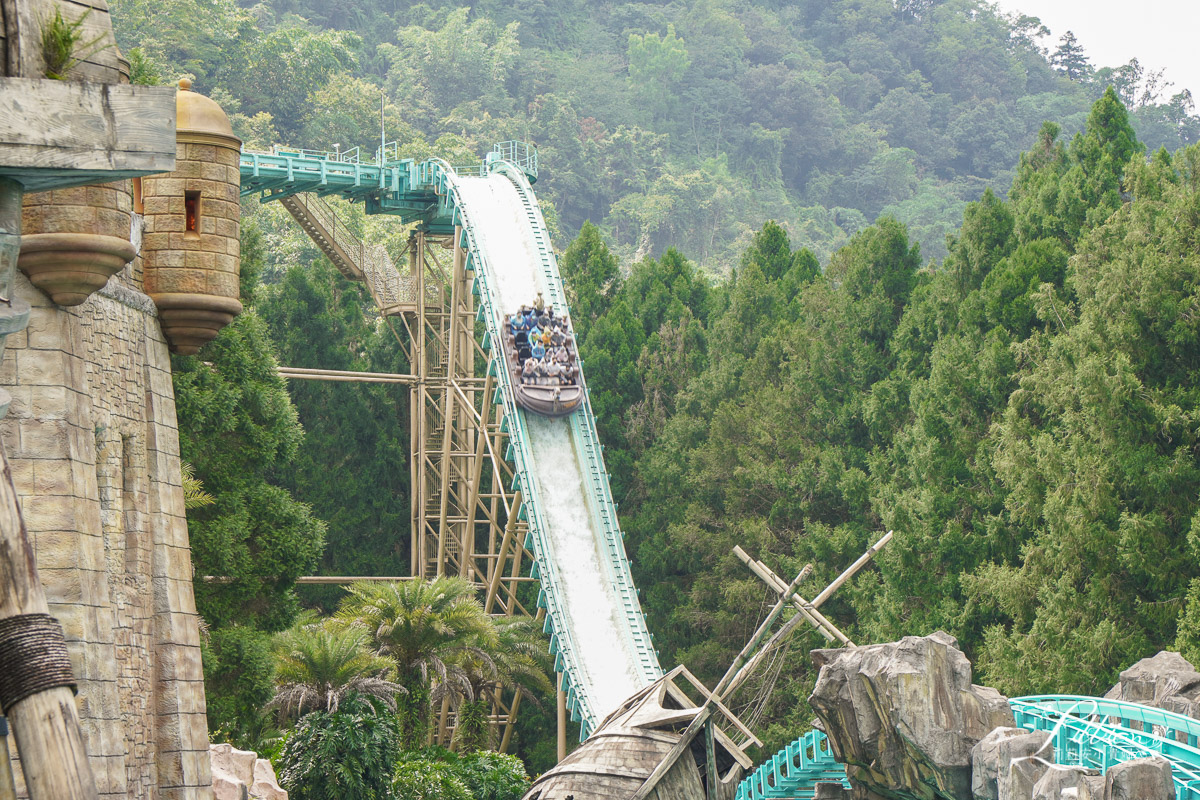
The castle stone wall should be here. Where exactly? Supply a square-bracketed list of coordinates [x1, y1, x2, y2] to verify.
[1, 216, 212, 799]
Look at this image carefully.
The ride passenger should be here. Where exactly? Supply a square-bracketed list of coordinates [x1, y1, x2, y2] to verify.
[531, 340, 546, 360]
[523, 356, 541, 383]
[549, 327, 564, 347]
[509, 311, 524, 334]
[544, 359, 563, 383]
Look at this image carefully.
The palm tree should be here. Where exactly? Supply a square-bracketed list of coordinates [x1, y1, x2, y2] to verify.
[338, 577, 496, 748]
[453, 614, 554, 752]
[270, 615, 403, 722]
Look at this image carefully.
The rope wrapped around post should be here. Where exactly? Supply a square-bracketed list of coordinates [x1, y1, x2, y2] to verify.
[0, 614, 76, 714]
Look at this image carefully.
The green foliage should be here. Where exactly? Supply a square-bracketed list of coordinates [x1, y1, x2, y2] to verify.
[202, 625, 276, 750]
[337, 578, 498, 749]
[174, 302, 324, 737]
[256, 257, 410, 607]
[393, 748, 530, 800]
[391, 757, 471, 800]
[278, 694, 401, 800]
[110, 0, 1200, 270]
[271, 616, 402, 721]
[41, 6, 112, 80]
[562, 96, 1200, 748]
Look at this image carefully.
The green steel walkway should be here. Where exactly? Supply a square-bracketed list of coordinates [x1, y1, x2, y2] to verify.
[736, 695, 1200, 800]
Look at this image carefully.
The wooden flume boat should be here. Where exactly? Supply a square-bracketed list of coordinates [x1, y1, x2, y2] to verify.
[502, 306, 583, 418]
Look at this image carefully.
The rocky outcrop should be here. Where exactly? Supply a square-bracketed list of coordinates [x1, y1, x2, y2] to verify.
[210, 743, 287, 800]
[1105, 758, 1174, 800]
[1105, 651, 1200, 718]
[810, 631, 1015, 800]
[972, 728, 1052, 800]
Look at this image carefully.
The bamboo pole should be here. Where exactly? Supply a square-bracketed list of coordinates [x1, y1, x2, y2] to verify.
[810, 530, 893, 609]
[713, 563, 812, 698]
[0, 447, 98, 800]
[718, 605, 810, 702]
[733, 546, 850, 645]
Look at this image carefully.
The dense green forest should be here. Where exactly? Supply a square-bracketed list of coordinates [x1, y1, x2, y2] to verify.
[114, 0, 1200, 784]
[113, 0, 1198, 267]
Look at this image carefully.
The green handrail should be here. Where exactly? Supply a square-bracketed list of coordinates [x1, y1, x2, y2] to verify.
[739, 695, 1200, 800]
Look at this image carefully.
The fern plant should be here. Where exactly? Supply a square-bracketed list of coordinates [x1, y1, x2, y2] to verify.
[41, 7, 111, 80]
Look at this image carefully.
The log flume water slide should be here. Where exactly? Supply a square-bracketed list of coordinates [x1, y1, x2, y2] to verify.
[239, 143, 662, 737]
[242, 143, 1200, 799]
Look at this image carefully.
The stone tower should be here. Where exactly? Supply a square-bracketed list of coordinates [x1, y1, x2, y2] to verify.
[1, 55, 222, 800]
[142, 79, 243, 354]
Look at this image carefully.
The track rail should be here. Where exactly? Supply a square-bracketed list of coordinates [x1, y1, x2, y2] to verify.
[738, 696, 1200, 800]
[241, 145, 662, 737]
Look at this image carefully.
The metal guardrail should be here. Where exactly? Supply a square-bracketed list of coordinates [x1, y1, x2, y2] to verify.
[736, 730, 847, 800]
[738, 696, 1200, 800]
[242, 141, 645, 737]
[443, 160, 659, 737]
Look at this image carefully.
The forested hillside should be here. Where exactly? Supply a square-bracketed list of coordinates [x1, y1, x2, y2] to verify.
[113, 0, 1198, 266]
[575, 93, 1200, 752]
[114, 0, 1200, 773]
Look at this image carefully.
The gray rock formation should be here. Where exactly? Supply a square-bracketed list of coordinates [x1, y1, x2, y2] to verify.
[810, 631, 1016, 800]
[972, 728, 1050, 800]
[1105, 651, 1200, 714]
[1078, 775, 1107, 800]
[1031, 766, 1097, 800]
[1105, 758, 1174, 800]
[210, 743, 287, 800]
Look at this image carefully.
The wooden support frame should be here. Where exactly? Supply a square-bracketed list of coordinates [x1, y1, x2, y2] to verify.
[276, 203, 540, 751]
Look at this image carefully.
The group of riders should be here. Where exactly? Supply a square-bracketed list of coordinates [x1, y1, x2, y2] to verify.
[508, 293, 579, 386]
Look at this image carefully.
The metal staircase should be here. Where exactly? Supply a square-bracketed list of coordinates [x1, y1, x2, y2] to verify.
[278, 192, 418, 312]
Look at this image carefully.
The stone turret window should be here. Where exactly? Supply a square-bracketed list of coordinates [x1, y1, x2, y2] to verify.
[184, 190, 201, 236]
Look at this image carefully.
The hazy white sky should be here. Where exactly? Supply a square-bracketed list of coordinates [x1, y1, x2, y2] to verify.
[990, 0, 1200, 99]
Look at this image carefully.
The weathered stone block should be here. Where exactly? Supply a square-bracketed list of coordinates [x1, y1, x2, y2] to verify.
[1106, 758, 1174, 800]
[1078, 774, 1106, 800]
[1032, 765, 1096, 800]
[995, 732, 1051, 800]
[973, 727, 1027, 800]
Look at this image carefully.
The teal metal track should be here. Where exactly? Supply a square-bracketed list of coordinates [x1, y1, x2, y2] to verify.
[738, 695, 1200, 800]
[445, 162, 661, 735]
[735, 730, 848, 800]
[240, 144, 661, 737]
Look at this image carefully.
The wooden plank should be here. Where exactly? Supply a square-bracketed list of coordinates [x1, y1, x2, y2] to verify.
[0, 80, 175, 181]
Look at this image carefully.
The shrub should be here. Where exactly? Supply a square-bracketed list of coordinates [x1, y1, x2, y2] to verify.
[278, 694, 400, 800]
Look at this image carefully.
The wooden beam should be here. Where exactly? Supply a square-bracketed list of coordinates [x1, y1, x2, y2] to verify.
[277, 366, 417, 384]
[733, 546, 851, 645]
[485, 491, 522, 614]
[556, 681, 567, 763]
[499, 689, 522, 754]
[0, 80, 176, 190]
